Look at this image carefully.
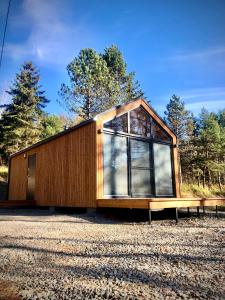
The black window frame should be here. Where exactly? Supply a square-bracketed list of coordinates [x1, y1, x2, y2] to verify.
[102, 106, 175, 198]
[103, 106, 172, 144]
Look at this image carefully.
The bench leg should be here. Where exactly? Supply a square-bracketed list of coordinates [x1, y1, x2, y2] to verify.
[149, 209, 152, 225]
[197, 206, 200, 217]
[187, 207, 190, 216]
[216, 205, 218, 218]
[175, 208, 179, 223]
[203, 206, 205, 214]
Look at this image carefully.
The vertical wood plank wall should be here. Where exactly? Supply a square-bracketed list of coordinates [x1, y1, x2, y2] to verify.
[8, 155, 27, 200]
[8, 122, 97, 207]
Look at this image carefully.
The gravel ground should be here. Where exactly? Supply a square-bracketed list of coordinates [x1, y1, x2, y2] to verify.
[0, 209, 224, 300]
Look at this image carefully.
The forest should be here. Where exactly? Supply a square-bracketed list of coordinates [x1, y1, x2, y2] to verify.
[0, 46, 224, 198]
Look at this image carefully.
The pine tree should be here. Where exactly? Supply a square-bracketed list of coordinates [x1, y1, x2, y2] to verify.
[196, 110, 225, 188]
[41, 114, 66, 139]
[59, 46, 144, 120]
[0, 62, 48, 162]
[102, 45, 144, 100]
[164, 95, 194, 141]
[164, 94, 195, 182]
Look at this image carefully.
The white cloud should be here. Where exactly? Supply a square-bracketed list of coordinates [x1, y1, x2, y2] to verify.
[180, 87, 225, 100]
[0, 81, 10, 107]
[154, 87, 225, 116]
[181, 87, 225, 114]
[6, 0, 93, 67]
[169, 46, 225, 63]
[186, 99, 225, 113]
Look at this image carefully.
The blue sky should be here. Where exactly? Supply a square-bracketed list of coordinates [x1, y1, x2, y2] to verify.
[0, 0, 225, 117]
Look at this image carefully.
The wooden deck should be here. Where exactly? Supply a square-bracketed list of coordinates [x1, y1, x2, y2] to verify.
[97, 198, 225, 210]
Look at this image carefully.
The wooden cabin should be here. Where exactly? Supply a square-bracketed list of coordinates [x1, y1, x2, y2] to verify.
[7, 99, 181, 209]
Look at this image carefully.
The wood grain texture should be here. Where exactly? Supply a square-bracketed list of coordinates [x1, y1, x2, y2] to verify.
[9, 122, 97, 208]
[8, 155, 27, 200]
[97, 198, 225, 209]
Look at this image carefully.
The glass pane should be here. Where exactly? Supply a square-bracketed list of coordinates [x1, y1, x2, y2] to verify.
[153, 143, 173, 196]
[103, 134, 128, 196]
[131, 169, 151, 195]
[104, 113, 128, 132]
[130, 139, 150, 168]
[151, 120, 172, 142]
[130, 107, 151, 137]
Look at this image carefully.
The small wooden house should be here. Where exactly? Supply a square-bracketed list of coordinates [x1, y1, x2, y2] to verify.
[8, 99, 180, 209]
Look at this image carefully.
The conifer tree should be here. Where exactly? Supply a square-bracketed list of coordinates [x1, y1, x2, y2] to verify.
[59, 46, 144, 120]
[164, 94, 195, 182]
[164, 94, 194, 141]
[0, 62, 48, 161]
[195, 110, 225, 188]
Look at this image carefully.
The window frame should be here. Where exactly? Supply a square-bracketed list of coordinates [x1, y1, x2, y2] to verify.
[103, 106, 172, 144]
[103, 131, 176, 198]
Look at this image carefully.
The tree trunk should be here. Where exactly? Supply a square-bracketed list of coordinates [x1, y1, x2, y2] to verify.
[203, 168, 206, 188]
[218, 172, 222, 191]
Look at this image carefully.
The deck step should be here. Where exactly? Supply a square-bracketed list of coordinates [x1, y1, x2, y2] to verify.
[97, 198, 225, 209]
[0, 200, 36, 208]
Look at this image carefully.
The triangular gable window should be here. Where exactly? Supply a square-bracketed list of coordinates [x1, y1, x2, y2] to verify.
[151, 120, 172, 142]
[130, 106, 151, 137]
[104, 113, 128, 132]
[103, 106, 172, 142]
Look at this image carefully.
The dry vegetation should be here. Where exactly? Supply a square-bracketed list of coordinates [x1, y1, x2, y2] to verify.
[181, 183, 225, 198]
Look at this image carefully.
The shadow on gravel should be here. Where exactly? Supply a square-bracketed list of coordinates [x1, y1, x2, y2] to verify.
[2, 249, 224, 299]
[2, 236, 224, 250]
[0, 241, 224, 263]
[0, 207, 224, 225]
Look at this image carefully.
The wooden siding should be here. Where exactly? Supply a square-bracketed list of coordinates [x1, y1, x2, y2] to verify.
[8, 154, 27, 200]
[9, 122, 97, 207]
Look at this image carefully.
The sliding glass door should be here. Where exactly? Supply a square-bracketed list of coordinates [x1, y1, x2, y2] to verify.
[103, 133, 174, 198]
[130, 139, 153, 197]
[153, 143, 174, 196]
[103, 134, 128, 197]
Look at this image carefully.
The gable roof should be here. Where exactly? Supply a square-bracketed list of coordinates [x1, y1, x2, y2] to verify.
[10, 98, 176, 158]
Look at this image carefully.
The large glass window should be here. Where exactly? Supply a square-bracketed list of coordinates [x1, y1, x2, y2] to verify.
[130, 107, 151, 137]
[102, 105, 174, 198]
[130, 139, 152, 196]
[104, 113, 128, 132]
[153, 143, 173, 196]
[103, 106, 172, 143]
[151, 120, 172, 142]
[103, 134, 128, 196]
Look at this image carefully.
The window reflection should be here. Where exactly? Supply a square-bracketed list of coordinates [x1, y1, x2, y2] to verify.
[104, 113, 128, 132]
[103, 106, 172, 143]
[151, 120, 172, 142]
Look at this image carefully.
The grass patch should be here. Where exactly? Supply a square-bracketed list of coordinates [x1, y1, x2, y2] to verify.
[0, 166, 8, 200]
[0, 165, 8, 181]
[181, 183, 225, 198]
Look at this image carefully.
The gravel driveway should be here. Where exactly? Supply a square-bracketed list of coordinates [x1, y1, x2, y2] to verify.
[0, 209, 224, 300]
